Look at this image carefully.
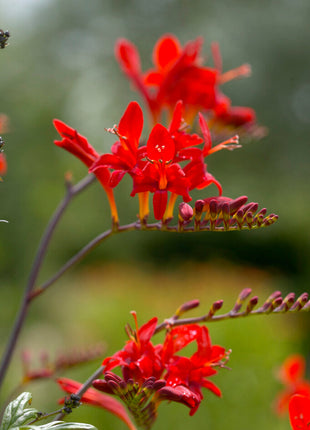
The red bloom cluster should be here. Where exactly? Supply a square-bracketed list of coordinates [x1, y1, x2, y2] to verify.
[115, 34, 255, 127]
[54, 100, 239, 222]
[57, 314, 228, 429]
[95, 313, 229, 417]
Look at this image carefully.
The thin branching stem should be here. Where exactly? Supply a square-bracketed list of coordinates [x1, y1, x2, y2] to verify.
[54, 365, 105, 421]
[0, 175, 95, 390]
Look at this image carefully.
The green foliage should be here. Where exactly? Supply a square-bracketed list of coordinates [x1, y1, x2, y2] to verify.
[0, 392, 37, 430]
[0, 393, 97, 430]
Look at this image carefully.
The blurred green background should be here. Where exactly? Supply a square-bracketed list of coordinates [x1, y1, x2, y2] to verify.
[0, 0, 310, 429]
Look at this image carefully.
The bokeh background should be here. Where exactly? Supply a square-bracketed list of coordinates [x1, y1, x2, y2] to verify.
[0, 0, 310, 429]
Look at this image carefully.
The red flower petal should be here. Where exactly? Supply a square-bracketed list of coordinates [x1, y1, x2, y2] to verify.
[198, 113, 212, 156]
[118, 102, 143, 151]
[57, 377, 137, 430]
[153, 34, 182, 70]
[169, 100, 183, 134]
[153, 190, 168, 220]
[289, 394, 310, 430]
[138, 316, 158, 345]
[115, 38, 141, 76]
[147, 124, 175, 162]
[53, 119, 99, 167]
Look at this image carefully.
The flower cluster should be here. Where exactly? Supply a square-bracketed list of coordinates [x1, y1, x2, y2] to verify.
[54, 34, 277, 228]
[58, 313, 229, 430]
[115, 34, 255, 130]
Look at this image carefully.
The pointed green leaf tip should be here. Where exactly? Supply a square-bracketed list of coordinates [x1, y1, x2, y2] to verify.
[0, 392, 97, 430]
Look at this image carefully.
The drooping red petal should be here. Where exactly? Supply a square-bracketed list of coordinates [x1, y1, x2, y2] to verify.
[53, 119, 99, 167]
[289, 394, 310, 430]
[147, 124, 175, 162]
[118, 102, 144, 151]
[153, 190, 168, 220]
[217, 105, 256, 126]
[115, 38, 141, 76]
[57, 377, 137, 430]
[201, 379, 222, 397]
[153, 34, 182, 70]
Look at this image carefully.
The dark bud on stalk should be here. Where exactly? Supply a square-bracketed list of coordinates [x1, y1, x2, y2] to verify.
[0, 30, 10, 49]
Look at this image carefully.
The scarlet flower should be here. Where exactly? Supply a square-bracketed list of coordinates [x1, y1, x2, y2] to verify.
[131, 123, 191, 220]
[289, 394, 310, 430]
[115, 34, 254, 127]
[103, 312, 164, 384]
[162, 324, 228, 415]
[275, 354, 310, 415]
[90, 101, 145, 188]
[53, 119, 119, 223]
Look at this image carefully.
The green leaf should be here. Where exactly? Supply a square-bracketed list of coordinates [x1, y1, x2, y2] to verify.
[0, 392, 38, 430]
[20, 421, 97, 430]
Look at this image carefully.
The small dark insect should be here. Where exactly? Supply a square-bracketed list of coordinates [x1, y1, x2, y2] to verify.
[0, 137, 4, 151]
[0, 30, 10, 49]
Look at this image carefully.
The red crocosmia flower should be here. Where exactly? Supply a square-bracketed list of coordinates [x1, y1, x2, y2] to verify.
[289, 394, 310, 430]
[53, 119, 119, 223]
[115, 34, 253, 127]
[275, 354, 310, 415]
[57, 377, 137, 430]
[131, 123, 191, 220]
[103, 312, 164, 384]
[90, 101, 144, 188]
[162, 325, 228, 415]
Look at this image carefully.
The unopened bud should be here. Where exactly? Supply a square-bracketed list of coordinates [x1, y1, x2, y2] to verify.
[178, 202, 193, 223]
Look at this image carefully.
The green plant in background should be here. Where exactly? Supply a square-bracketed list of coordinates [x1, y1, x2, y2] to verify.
[0, 30, 309, 430]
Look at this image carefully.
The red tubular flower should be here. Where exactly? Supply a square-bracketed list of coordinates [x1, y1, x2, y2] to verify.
[162, 324, 228, 415]
[103, 312, 164, 384]
[289, 394, 310, 430]
[53, 119, 119, 223]
[90, 101, 144, 188]
[57, 377, 137, 430]
[131, 123, 191, 220]
[275, 354, 310, 415]
[115, 34, 255, 128]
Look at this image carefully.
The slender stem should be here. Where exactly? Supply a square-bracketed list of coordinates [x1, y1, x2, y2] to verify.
[0, 175, 95, 391]
[54, 365, 105, 421]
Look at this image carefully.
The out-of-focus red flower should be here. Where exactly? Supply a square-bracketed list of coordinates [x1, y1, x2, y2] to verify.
[115, 34, 254, 128]
[53, 119, 119, 223]
[275, 354, 310, 415]
[57, 377, 136, 430]
[162, 324, 228, 415]
[289, 394, 310, 430]
[0, 153, 7, 176]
